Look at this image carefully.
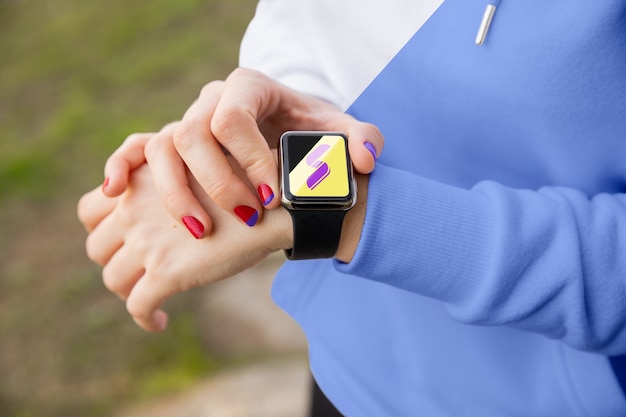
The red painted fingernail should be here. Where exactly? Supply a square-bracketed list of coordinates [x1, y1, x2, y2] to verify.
[102, 176, 110, 191]
[257, 184, 275, 206]
[234, 205, 259, 227]
[182, 216, 204, 239]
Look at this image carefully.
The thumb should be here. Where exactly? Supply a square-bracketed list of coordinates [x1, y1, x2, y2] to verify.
[344, 121, 384, 174]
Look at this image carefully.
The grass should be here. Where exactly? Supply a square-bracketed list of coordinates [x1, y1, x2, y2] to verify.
[0, 0, 255, 201]
[0, 0, 258, 415]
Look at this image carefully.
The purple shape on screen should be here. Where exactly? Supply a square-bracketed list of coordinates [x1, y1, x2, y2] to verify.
[307, 163, 330, 190]
[306, 144, 331, 168]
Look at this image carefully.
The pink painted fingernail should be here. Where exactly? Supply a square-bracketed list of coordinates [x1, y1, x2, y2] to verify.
[182, 216, 204, 239]
[257, 184, 275, 206]
[234, 205, 259, 227]
[364, 141, 377, 162]
[154, 310, 168, 332]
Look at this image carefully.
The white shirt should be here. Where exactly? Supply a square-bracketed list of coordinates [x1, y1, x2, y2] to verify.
[239, 0, 443, 110]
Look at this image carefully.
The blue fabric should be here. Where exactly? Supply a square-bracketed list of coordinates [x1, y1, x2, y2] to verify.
[611, 356, 626, 398]
[273, 0, 626, 415]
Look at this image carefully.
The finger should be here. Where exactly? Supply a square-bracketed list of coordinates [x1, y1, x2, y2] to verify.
[77, 187, 118, 232]
[84, 211, 125, 266]
[103, 132, 155, 197]
[344, 120, 384, 174]
[125, 274, 170, 332]
[303, 111, 384, 174]
[145, 123, 213, 237]
[210, 70, 281, 210]
[174, 82, 263, 227]
[102, 247, 145, 301]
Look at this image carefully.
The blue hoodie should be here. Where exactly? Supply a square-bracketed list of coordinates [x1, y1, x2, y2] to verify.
[272, 0, 626, 415]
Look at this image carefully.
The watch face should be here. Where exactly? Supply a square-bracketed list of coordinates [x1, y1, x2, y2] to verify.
[280, 132, 355, 207]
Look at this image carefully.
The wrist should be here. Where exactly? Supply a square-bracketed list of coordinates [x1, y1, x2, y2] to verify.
[269, 205, 294, 253]
[336, 173, 368, 263]
[275, 174, 368, 261]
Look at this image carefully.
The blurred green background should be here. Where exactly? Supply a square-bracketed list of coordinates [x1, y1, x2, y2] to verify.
[0, 0, 259, 415]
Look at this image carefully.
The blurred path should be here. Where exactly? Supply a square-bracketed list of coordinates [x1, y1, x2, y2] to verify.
[113, 254, 310, 417]
[112, 359, 309, 417]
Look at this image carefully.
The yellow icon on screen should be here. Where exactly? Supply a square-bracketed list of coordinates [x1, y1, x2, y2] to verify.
[289, 135, 349, 197]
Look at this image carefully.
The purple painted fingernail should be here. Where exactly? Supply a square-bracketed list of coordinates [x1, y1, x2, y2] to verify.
[257, 184, 274, 206]
[234, 205, 259, 227]
[364, 141, 377, 161]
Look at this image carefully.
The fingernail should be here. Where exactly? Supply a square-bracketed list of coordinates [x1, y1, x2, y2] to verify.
[182, 215, 204, 239]
[364, 141, 377, 162]
[234, 205, 259, 227]
[102, 176, 110, 191]
[257, 184, 275, 206]
[154, 310, 168, 332]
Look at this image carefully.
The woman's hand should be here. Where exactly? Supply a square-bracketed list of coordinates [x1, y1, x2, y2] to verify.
[101, 68, 383, 237]
[78, 161, 293, 332]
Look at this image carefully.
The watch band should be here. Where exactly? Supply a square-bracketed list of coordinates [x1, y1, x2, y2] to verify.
[285, 209, 347, 260]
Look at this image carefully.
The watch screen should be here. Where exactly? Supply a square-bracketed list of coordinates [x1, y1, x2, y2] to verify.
[286, 134, 349, 198]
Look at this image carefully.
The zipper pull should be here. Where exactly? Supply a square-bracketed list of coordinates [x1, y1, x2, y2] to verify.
[475, 1, 500, 46]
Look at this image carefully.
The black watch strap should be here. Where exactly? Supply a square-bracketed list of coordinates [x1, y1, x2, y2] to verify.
[285, 209, 347, 260]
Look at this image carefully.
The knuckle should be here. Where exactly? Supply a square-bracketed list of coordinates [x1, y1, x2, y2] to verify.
[210, 105, 243, 140]
[125, 298, 147, 321]
[143, 136, 161, 160]
[203, 174, 236, 204]
[124, 132, 145, 144]
[161, 121, 180, 133]
[159, 187, 183, 213]
[144, 128, 175, 160]
[102, 266, 123, 296]
[85, 235, 102, 265]
[241, 152, 271, 180]
[172, 120, 203, 154]
[199, 80, 224, 97]
[119, 132, 152, 156]
[227, 67, 262, 84]
[362, 122, 384, 143]
[76, 195, 90, 225]
[225, 67, 248, 82]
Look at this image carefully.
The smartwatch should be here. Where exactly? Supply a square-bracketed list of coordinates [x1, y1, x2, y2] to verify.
[279, 131, 357, 260]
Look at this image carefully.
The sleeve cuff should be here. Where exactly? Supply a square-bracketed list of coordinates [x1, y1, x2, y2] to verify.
[334, 163, 495, 304]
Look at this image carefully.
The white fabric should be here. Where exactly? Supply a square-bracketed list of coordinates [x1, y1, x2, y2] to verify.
[239, 0, 444, 110]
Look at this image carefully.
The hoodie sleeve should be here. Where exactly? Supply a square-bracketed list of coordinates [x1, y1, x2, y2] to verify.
[336, 163, 626, 355]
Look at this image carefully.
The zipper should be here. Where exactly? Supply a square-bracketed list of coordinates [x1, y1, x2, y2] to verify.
[475, 0, 500, 46]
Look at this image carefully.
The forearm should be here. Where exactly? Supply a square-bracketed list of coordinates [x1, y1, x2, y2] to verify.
[337, 163, 626, 354]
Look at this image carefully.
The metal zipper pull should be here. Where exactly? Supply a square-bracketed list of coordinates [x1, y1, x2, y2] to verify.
[475, 2, 499, 46]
